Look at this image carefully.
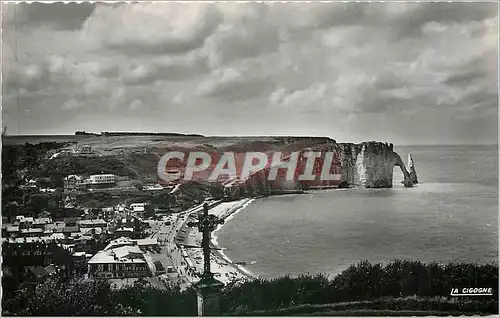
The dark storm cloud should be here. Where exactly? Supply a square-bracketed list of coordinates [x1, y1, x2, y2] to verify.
[393, 3, 497, 38]
[443, 69, 488, 87]
[9, 3, 96, 30]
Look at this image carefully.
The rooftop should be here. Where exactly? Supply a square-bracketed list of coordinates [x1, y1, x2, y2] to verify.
[136, 238, 159, 246]
[78, 219, 107, 225]
[20, 228, 44, 233]
[33, 218, 52, 225]
[88, 246, 147, 264]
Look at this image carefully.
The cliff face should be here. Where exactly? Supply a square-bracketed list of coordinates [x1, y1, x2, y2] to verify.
[407, 153, 418, 184]
[333, 142, 413, 188]
[238, 140, 415, 191]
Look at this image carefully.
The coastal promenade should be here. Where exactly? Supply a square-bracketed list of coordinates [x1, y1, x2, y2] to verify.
[153, 199, 254, 288]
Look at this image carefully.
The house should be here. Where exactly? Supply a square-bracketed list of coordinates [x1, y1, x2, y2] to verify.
[135, 238, 159, 252]
[3, 225, 20, 238]
[87, 245, 155, 279]
[130, 203, 146, 210]
[19, 228, 44, 238]
[132, 205, 145, 216]
[64, 175, 84, 191]
[74, 236, 96, 254]
[78, 219, 107, 229]
[144, 184, 165, 191]
[114, 204, 126, 213]
[78, 145, 92, 154]
[27, 179, 37, 188]
[80, 227, 103, 237]
[18, 217, 35, 230]
[64, 217, 78, 227]
[55, 226, 80, 235]
[33, 218, 53, 229]
[113, 227, 134, 238]
[1, 241, 74, 279]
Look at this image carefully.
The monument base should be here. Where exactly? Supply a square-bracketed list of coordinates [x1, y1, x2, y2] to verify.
[195, 277, 224, 316]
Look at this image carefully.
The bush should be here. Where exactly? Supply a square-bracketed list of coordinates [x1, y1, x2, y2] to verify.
[2, 277, 136, 316]
[3, 261, 497, 316]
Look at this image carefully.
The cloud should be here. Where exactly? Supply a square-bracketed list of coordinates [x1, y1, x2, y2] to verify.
[1, 2, 497, 144]
[197, 67, 274, 101]
[121, 54, 209, 86]
[61, 99, 80, 111]
[3, 3, 96, 31]
[128, 99, 144, 111]
[172, 93, 184, 105]
[82, 3, 222, 56]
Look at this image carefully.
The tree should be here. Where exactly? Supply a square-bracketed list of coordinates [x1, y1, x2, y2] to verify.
[2, 277, 139, 316]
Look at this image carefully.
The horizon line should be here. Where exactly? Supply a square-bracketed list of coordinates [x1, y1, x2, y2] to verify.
[2, 133, 497, 147]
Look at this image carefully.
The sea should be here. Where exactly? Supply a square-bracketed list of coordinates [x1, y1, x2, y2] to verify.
[216, 145, 498, 278]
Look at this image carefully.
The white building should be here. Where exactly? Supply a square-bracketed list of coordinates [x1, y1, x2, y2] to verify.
[89, 174, 116, 185]
[88, 245, 155, 279]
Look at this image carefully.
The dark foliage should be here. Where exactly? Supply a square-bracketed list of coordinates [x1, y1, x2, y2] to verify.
[111, 278, 198, 316]
[230, 297, 498, 316]
[220, 260, 497, 314]
[2, 277, 137, 316]
[39, 155, 138, 180]
[2, 260, 497, 316]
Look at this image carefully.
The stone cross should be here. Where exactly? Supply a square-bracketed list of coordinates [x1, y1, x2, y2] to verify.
[187, 202, 224, 281]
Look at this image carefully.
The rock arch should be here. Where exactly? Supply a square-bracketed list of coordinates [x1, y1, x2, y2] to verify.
[393, 154, 414, 188]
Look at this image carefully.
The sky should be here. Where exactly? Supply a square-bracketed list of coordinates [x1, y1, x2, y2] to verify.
[1, 2, 498, 145]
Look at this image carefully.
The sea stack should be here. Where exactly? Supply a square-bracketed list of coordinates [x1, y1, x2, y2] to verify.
[407, 153, 418, 184]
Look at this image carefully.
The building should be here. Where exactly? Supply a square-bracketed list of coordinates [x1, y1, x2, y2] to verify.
[1, 240, 74, 289]
[2, 238, 74, 292]
[17, 217, 34, 229]
[32, 218, 53, 229]
[113, 227, 134, 238]
[132, 205, 145, 216]
[77, 145, 92, 154]
[105, 237, 159, 252]
[19, 228, 44, 238]
[2, 225, 20, 238]
[135, 238, 159, 252]
[77, 219, 108, 229]
[88, 174, 116, 188]
[129, 203, 146, 210]
[64, 175, 85, 191]
[64, 217, 78, 227]
[87, 245, 155, 279]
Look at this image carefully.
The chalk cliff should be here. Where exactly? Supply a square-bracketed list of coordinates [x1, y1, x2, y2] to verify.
[333, 141, 414, 188]
[240, 140, 415, 191]
[407, 153, 418, 184]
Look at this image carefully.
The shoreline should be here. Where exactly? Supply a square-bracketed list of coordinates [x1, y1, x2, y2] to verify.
[210, 198, 256, 278]
[174, 198, 257, 284]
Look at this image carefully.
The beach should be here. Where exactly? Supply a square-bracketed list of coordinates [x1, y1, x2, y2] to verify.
[178, 199, 255, 284]
[154, 198, 255, 288]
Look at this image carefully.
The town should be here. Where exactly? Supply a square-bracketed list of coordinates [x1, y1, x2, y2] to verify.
[1, 141, 252, 295]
